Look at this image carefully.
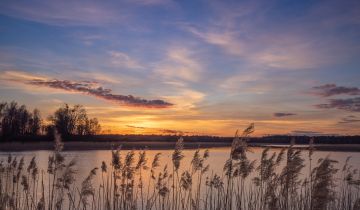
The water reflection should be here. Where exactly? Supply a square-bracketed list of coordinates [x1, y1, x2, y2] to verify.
[1, 147, 359, 186]
[1, 147, 359, 209]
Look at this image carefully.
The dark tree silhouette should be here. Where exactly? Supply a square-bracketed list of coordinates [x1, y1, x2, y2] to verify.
[49, 103, 101, 137]
[0, 101, 43, 139]
[29, 108, 42, 135]
[0, 101, 101, 140]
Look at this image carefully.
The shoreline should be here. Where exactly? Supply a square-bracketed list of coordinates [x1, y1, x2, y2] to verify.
[0, 141, 231, 151]
[1, 141, 360, 152]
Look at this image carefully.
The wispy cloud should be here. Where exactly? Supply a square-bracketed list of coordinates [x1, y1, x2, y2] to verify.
[316, 97, 360, 112]
[311, 84, 360, 97]
[252, 44, 323, 69]
[77, 34, 105, 46]
[183, 0, 360, 71]
[1, 70, 47, 81]
[151, 46, 206, 110]
[163, 89, 205, 110]
[273, 112, 297, 117]
[0, 0, 125, 26]
[154, 47, 202, 82]
[130, 0, 174, 6]
[0, 0, 177, 27]
[187, 25, 332, 70]
[74, 71, 121, 84]
[186, 27, 244, 56]
[109, 51, 143, 69]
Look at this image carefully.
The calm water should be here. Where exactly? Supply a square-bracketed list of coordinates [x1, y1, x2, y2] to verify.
[1, 147, 359, 185]
[1, 146, 360, 209]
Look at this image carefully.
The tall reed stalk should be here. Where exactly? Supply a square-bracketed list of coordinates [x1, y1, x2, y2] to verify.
[0, 125, 359, 210]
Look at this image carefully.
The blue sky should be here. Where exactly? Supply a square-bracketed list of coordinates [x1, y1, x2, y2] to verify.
[0, 0, 359, 136]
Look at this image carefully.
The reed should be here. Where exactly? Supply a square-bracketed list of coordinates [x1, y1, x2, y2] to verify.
[0, 125, 359, 210]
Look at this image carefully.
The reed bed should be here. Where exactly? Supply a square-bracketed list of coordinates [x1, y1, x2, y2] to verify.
[0, 126, 359, 210]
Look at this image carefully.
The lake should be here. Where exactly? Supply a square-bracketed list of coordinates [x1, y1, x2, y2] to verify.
[0, 146, 359, 209]
[1, 147, 359, 179]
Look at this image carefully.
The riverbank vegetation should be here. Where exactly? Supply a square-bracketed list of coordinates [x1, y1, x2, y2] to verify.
[0, 124, 359, 210]
[0, 101, 100, 140]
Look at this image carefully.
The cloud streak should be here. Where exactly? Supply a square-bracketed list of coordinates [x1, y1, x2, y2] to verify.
[28, 79, 173, 108]
[1, 71, 173, 108]
[338, 115, 360, 124]
[273, 112, 297, 117]
[311, 84, 360, 97]
[126, 125, 192, 134]
[315, 97, 360, 112]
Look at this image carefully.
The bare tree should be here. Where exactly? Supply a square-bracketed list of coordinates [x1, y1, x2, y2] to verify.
[0, 101, 43, 139]
[49, 103, 101, 137]
[29, 109, 42, 135]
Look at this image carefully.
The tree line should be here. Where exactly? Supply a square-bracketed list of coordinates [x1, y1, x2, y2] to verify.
[0, 101, 101, 140]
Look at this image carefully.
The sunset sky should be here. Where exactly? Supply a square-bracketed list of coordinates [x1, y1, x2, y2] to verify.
[0, 0, 359, 136]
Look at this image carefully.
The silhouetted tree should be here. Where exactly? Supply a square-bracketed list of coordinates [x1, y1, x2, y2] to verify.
[0, 102, 7, 136]
[2, 101, 21, 137]
[49, 104, 77, 136]
[0, 101, 43, 139]
[0, 101, 101, 140]
[49, 104, 101, 137]
[29, 109, 42, 135]
[88, 118, 101, 135]
[18, 104, 30, 135]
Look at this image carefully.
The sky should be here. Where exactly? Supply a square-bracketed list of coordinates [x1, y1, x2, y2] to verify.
[0, 0, 359, 136]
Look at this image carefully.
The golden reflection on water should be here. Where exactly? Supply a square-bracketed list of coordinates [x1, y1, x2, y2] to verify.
[1, 147, 359, 190]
